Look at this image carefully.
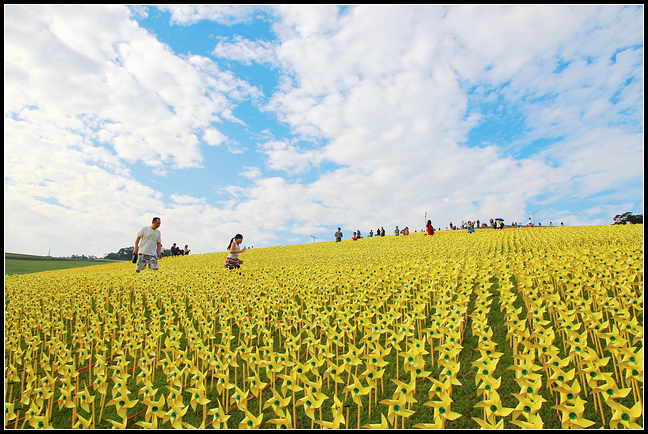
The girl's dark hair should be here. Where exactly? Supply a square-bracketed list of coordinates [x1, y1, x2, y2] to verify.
[427, 220, 432, 226]
[227, 234, 243, 250]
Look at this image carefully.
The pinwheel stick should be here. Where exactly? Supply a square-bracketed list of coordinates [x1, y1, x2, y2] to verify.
[98, 393, 107, 424]
[203, 403, 207, 425]
[396, 350, 399, 378]
[293, 390, 296, 428]
[597, 392, 605, 426]
[635, 380, 642, 407]
[20, 360, 26, 397]
[357, 403, 361, 429]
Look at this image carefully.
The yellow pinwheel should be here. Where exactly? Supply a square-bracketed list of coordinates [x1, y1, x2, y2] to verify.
[473, 356, 499, 385]
[168, 364, 185, 389]
[390, 372, 417, 405]
[72, 412, 93, 429]
[142, 393, 166, 427]
[165, 385, 183, 409]
[508, 353, 543, 385]
[366, 412, 393, 429]
[364, 341, 391, 369]
[278, 370, 303, 396]
[263, 387, 291, 417]
[578, 347, 610, 389]
[474, 391, 514, 424]
[259, 351, 284, 383]
[187, 383, 211, 412]
[207, 399, 230, 429]
[214, 370, 234, 407]
[105, 417, 129, 429]
[510, 391, 546, 422]
[247, 371, 267, 401]
[423, 392, 462, 428]
[476, 374, 502, 399]
[359, 364, 385, 401]
[607, 399, 642, 429]
[107, 392, 139, 421]
[32, 384, 54, 410]
[267, 409, 294, 429]
[591, 373, 632, 403]
[57, 381, 76, 410]
[75, 383, 95, 414]
[316, 393, 345, 429]
[293, 359, 311, 384]
[358, 327, 380, 348]
[437, 358, 462, 388]
[344, 373, 372, 428]
[297, 389, 327, 428]
[552, 395, 596, 429]
[380, 390, 414, 427]
[239, 408, 263, 429]
[26, 406, 51, 429]
[230, 385, 250, 412]
[324, 359, 345, 390]
[161, 401, 188, 429]
[5, 400, 18, 426]
[340, 342, 364, 376]
[93, 353, 108, 377]
[510, 413, 544, 429]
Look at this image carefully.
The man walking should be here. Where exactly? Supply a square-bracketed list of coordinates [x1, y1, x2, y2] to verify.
[335, 227, 343, 242]
[134, 217, 162, 273]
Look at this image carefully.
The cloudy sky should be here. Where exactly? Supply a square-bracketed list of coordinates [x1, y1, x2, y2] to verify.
[4, 5, 644, 257]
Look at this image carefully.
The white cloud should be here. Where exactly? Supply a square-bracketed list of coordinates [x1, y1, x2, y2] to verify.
[5, 5, 260, 171]
[203, 128, 227, 147]
[213, 37, 278, 66]
[158, 5, 260, 25]
[239, 167, 262, 180]
[225, 5, 642, 232]
[259, 140, 323, 174]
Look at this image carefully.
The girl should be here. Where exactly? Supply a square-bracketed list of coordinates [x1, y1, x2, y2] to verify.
[225, 234, 246, 269]
[426, 220, 435, 235]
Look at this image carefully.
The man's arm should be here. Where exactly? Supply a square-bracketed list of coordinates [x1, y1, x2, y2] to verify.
[134, 235, 142, 254]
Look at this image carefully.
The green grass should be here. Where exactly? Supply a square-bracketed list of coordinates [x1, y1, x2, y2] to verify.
[4, 253, 121, 275]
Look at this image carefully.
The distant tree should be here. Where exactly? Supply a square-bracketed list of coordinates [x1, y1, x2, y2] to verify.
[104, 246, 174, 260]
[613, 212, 643, 225]
[104, 246, 134, 261]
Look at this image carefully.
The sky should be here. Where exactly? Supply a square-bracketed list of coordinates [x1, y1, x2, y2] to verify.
[4, 5, 644, 257]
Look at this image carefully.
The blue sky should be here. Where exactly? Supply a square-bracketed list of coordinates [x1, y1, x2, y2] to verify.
[5, 5, 644, 257]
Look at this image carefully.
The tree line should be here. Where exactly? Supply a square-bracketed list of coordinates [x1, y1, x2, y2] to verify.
[103, 246, 174, 261]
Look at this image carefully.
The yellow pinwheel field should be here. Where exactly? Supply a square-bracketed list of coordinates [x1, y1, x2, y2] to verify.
[4, 225, 643, 429]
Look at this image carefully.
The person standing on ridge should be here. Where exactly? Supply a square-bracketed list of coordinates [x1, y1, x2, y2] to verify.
[134, 217, 162, 273]
[426, 220, 435, 236]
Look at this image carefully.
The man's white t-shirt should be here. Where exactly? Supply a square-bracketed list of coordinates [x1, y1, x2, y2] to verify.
[138, 226, 161, 256]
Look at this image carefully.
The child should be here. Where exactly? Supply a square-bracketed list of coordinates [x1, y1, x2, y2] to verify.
[224, 234, 246, 269]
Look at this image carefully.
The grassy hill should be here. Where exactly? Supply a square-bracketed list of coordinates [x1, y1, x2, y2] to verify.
[4, 252, 122, 275]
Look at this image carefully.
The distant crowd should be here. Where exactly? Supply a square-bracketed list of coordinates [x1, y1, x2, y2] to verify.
[334, 217, 566, 241]
[170, 243, 190, 256]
